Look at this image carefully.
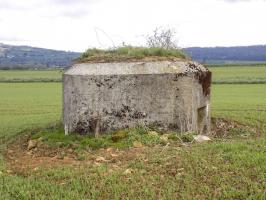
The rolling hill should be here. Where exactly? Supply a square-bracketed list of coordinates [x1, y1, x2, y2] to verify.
[0, 43, 80, 69]
[185, 45, 266, 64]
[1, 43, 266, 69]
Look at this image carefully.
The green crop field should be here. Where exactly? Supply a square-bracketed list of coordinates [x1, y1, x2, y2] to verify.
[0, 70, 62, 82]
[0, 66, 265, 199]
[0, 83, 61, 143]
[212, 84, 266, 129]
[209, 65, 266, 84]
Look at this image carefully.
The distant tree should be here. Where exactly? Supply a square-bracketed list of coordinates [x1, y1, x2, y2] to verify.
[146, 27, 179, 49]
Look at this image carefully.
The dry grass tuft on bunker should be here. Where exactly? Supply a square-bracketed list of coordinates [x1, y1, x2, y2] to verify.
[77, 46, 188, 63]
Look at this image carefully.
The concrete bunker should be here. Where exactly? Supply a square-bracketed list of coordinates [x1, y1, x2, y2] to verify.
[63, 61, 211, 135]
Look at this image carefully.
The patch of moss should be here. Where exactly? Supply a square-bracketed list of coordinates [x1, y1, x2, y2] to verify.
[167, 133, 180, 141]
[180, 132, 195, 143]
[111, 130, 128, 142]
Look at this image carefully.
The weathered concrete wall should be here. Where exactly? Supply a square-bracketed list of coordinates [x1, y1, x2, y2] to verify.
[63, 61, 211, 135]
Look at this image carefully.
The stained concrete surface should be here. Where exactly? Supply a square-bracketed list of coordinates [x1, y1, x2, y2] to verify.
[63, 61, 211, 135]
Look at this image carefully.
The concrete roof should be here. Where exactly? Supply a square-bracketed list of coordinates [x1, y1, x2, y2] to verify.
[64, 61, 208, 76]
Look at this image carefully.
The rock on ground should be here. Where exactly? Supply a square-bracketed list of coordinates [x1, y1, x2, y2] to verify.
[27, 140, 38, 150]
[193, 135, 211, 143]
[148, 131, 159, 136]
[133, 141, 143, 148]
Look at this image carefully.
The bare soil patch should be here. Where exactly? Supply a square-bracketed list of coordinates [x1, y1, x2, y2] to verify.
[4, 134, 155, 176]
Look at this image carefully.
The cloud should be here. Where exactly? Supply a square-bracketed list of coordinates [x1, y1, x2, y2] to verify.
[0, 0, 266, 51]
[0, 0, 49, 11]
[222, 0, 265, 2]
[0, 35, 26, 42]
[50, 0, 101, 18]
[59, 9, 90, 18]
[223, 0, 249, 1]
[0, 1, 24, 10]
[52, 0, 99, 5]
[0, 0, 97, 18]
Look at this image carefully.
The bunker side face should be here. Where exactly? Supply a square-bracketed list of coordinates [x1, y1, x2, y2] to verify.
[63, 61, 211, 135]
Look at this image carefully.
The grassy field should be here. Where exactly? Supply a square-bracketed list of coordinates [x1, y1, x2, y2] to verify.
[212, 84, 266, 129]
[209, 66, 266, 84]
[0, 83, 61, 143]
[0, 70, 62, 82]
[0, 66, 265, 199]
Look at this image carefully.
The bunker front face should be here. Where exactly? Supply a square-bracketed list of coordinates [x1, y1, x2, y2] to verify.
[63, 61, 211, 135]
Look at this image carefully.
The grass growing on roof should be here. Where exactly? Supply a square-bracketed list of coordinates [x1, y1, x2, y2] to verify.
[78, 46, 188, 62]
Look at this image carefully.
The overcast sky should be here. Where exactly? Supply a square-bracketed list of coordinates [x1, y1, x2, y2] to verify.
[0, 0, 266, 52]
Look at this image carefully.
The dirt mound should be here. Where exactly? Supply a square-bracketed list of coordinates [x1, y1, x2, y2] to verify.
[3, 118, 258, 175]
[3, 133, 153, 176]
[4, 136, 78, 175]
